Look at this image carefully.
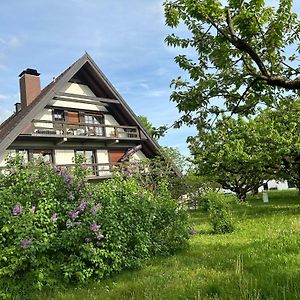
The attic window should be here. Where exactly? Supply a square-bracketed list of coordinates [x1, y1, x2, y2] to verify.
[53, 109, 65, 122]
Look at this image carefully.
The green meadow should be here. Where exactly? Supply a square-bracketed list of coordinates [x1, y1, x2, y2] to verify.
[41, 190, 300, 300]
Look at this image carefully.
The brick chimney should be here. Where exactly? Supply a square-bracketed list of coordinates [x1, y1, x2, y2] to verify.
[19, 68, 41, 108]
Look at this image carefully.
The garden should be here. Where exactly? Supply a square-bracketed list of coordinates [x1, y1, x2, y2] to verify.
[38, 190, 300, 300]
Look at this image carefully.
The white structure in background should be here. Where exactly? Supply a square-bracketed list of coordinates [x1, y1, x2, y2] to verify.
[258, 179, 296, 192]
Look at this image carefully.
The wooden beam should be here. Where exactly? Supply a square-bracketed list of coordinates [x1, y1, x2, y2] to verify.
[52, 96, 109, 107]
[55, 92, 120, 104]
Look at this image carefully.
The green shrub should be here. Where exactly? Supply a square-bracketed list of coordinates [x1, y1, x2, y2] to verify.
[199, 191, 234, 234]
[0, 157, 189, 298]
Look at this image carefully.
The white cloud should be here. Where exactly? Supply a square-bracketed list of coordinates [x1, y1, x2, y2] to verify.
[0, 108, 13, 124]
[0, 95, 8, 101]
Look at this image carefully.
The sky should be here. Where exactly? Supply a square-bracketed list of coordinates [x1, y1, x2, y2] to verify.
[0, 0, 196, 156]
[1, 1, 300, 157]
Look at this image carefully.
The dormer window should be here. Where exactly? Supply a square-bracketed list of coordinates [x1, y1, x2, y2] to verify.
[53, 109, 65, 122]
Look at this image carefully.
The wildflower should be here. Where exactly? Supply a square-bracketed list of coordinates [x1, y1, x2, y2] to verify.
[30, 206, 36, 214]
[78, 200, 87, 212]
[90, 222, 100, 232]
[20, 239, 32, 250]
[64, 176, 72, 185]
[96, 232, 104, 240]
[51, 213, 58, 223]
[12, 204, 22, 216]
[68, 210, 79, 220]
[85, 237, 92, 243]
[91, 203, 102, 215]
[68, 193, 75, 201]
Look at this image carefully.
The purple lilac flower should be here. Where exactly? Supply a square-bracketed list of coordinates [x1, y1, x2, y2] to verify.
[12, 204, 22, 216]
[51, 213, 58, 223]
[68, 210, 79, 220]
[64, 176, 72, 185]
[90, 222, 100, 232]
[30, 206, 36, 214]
[91, 203, 102, 215]
[85, 237, 92, 243]
[68, 193, 75, 202]
[78, 200, 87, 212]
[96, 232, 104, 240]
[20, 239, 32, 250]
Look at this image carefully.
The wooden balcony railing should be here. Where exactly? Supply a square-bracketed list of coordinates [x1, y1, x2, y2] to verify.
[30, 120, 140, 140]
[56, 163, 114, 178]
[0, 163, 115, 179]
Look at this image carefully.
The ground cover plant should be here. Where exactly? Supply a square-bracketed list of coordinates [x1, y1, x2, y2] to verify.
[0, 157, 189, 299]
[39, 190, 300, 300]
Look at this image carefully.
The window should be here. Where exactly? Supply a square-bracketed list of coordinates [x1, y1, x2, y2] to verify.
[31, 150, 53, 163]
[75, 150, 96, 175]
[84, 114, 105, 136]
[17, 150, 29, 163]
[53, 109, 65, 122]
[84, 114, 104, 125]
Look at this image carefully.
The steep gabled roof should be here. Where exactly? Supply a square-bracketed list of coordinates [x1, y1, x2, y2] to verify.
[0, 53, 161, 156]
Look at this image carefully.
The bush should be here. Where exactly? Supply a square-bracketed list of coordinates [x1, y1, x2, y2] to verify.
[198, 191, 234, 234]
[0, 157, 189, 298]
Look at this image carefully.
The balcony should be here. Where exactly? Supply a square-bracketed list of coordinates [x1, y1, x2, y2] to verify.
[56, 163, 114, 179]
[29, 120, 140, 140]
[0, 163, 115, 179]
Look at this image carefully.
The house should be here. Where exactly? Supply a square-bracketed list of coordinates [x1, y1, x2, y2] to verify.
[0, 53, 160, 178]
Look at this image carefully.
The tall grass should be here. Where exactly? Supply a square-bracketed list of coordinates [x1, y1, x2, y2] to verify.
[39, 190, 300, 300]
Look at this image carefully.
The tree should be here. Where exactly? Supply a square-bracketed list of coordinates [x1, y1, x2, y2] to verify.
[258, 98, 300, 191]
[190, 115, 282, 200]
[138, 115, 167, 139]
[164, 0, 300, 130]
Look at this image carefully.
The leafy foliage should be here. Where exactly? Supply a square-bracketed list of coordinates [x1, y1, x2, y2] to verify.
[164, 0, 300, 129]
[198, 191, 234, 234]
[190, 115, 281, 200]
[0, 157, 189, 298]
[138, 115, 167, 139]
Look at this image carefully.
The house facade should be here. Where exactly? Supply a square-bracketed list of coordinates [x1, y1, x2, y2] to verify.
[0, 53, 160, 178]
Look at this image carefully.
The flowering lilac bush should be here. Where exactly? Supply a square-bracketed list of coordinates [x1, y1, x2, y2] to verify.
[0, 156, 189, 298]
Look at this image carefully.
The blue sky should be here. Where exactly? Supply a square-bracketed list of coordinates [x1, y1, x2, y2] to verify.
[1, 1, 300, 156]
[0, 0, 196, 156]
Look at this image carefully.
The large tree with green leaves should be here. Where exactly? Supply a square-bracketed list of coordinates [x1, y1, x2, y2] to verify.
[191, 115, 282, 200]
[164, 0, 300, 130]
[259, 99, 300, 191]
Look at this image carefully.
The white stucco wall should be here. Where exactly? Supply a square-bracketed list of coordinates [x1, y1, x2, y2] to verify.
[51, 82, 108, 112]
[61, 82, 95, 96]
[54, 150, 74, 165]
[96, 150, 109, 164]
[131, 150, 147, 161]
[96, 150, 111, 176]
[50, 99, 108, 112]
[104, 115, 120, 137]
[34, 109, 53, 129]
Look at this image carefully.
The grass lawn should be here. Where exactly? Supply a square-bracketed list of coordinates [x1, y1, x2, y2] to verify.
[40, 190, 300, 300]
